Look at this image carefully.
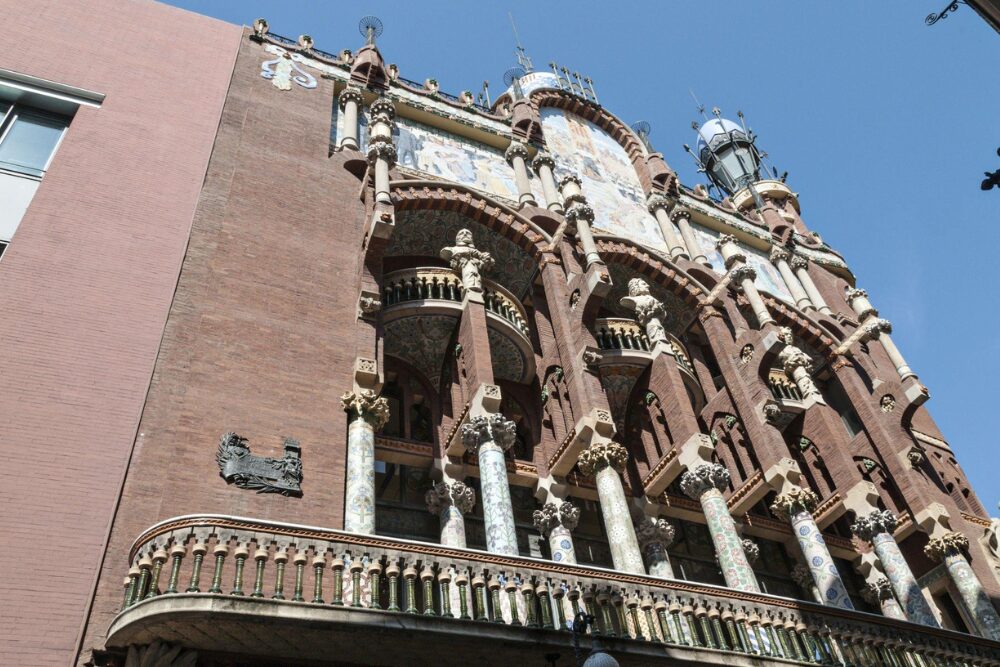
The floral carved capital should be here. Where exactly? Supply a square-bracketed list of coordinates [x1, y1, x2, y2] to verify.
[461, 414, 517, 454]
[577, 441, 628, 477]
[366, 139, 397, 167]
[680, 463, 730, 499]
[851, 509, 898, 543]
[425, 481, 476, 515]
[923, 531, 969, 562]
[341, 389, 390, 430]
[533, 501, 580, 536]
[741, 538, 761, 564]
[634, 517, 676, 550]
[770, 486, 820, 521]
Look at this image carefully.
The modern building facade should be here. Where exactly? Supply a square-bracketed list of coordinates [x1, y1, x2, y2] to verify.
[1, 2, 999, 666]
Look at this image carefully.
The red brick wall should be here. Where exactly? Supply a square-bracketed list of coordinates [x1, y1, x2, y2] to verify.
[0, 1, 240, 664]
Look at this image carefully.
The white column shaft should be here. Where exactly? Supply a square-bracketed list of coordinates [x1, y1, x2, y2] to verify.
[775, 259, 813, 311]
[653, 209, 688, 260]
[794, 265, 831, 314]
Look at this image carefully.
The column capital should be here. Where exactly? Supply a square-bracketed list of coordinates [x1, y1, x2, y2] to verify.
[741, 538, 761, 565]
[769, 245, 791, 263]
[862, 577, 895, 604]
[369, 96, 396, 122]
[532, 151, 556, 173]
[341, 389, 390, 429]
[789, 255, 809, 270]
[923, 531, 969, 562]
[844, 286, 869, 302]
[715, 235, 746, 268]
[366, 139, 397, 167]
[729, 264, 757, 285]
[565, 202, 595, 224]
[425, 480, 476, 515]
[845, 286, 878, 320]
[646, 193, 672, 214]
[461, 414, 517, 454]
[557, 172, 583, 192]
[851, 509, 898, 543]
[338, 85, 365, 109]
[635, 517, 676, 550]
[770, 486, 819, 520]
[504, 140, 531, 166]
[532, 500, 580, 536]
[790, 563, 814, 592]
[669, 206, 691, 223]
[679, 463, 730, 499]
[577, 441, 628, 476]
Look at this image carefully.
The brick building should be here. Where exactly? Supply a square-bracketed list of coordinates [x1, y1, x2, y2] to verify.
[1, 2, 999, 665]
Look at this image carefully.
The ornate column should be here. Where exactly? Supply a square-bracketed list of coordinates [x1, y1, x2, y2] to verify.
[924, 532, 1000, 640]
[366, 97, 397, 204]
[771, 487, 854, 609]
[647, 194, 687, 260]
[716, 234, 775, 327]
[532, 152, 562, 213]
[776, 327, 825, 404]
[671, 207, 706, 264]
[635, 517, 676, 578]
[577, 442, 645, 574]
[851, 510, 940, 627]
[680, 463, 761, 592]
[862, 577, 906, 620]
[790, 255, 831, 314]
[426, 481, 476, 549]
[559, 175, 603, 270]
[337, 85, 365, 150]
[845, 288, 916, 381]
[532, 501, 581, 564]
[504, 141, 536, 207]
[769, 246, 812, 312]
[462, 414, 519, 556]
[341, 389, 390, 533]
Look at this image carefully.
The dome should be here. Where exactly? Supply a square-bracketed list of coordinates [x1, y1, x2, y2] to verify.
[582, 648, 620, 667]
[696, 117, 745, 151]
[502, 71, 561, 100]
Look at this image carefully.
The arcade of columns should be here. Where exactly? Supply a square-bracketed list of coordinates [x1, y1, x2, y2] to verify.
[334, 87, 1000, 640]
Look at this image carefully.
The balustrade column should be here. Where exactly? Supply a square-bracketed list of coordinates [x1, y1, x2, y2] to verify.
[559, 174, 603, 270]
[366, 97, 397, 204]
[924, 532, 1000, 640]
[790, 255, 831, 314]
[851, 510, 939, 627]
[863, 577, 906, 620]
[337, 85, 364, 150]
[647, 194, 688, 260]
[717, 234, 775, 327]
[504, 141, 536, 206]
[771, 488, 854, 609]
[462, 414, 519, 556]
[532, 501, 581, 564]
[846, 288, 916, 381]
[635, 517, 677, 578]
[769, 246, 813, 312]
[577, 442, 645, 574]
[671, 208, 706, 264]
[680, 463, 761, 593]
[532, 152, 563, 213]
[426, 481, 476, 549]
[341, 389, 390, 533]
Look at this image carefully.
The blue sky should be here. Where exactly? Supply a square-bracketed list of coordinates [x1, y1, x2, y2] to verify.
[165, 1, 1000, 512]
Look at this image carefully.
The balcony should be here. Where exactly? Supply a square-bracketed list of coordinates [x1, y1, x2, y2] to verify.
[104, 515, 1000, 666]
[382, 267, 534, 383]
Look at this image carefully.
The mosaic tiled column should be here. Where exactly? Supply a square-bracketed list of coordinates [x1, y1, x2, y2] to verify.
[504, 141, 536, 206]
[851, 510, 939, 627]
[635, 517, 676, 578]
[426, 481, 476, 549]
[341, 389, 390, 534]
[771, 487, 854, 610]
[337, 85, 364, 150]
[578, 442, 645, 574]
[862, 577, 906, 620]
[680, 463, 761, 593]
[925, 532, 1000, 640]
[533, 501, 581, 565]
[462, 414, 519, 556]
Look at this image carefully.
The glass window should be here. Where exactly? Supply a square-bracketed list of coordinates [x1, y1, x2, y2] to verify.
[0, 110, 68, 177]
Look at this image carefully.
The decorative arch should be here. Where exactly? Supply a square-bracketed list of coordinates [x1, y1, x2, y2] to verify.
[529, 90, 645, 164]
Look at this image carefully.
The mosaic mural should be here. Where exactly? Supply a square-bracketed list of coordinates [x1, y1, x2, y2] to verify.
[689, 225, 793, 304]
[599, 365, 645, 426]
[387, 210, 536, 298]
[541, 108, 664, 251]
[487, 327, 527, 383]
[384, 315, 456, 386]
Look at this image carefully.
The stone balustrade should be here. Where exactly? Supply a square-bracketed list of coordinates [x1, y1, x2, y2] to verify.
[111, 514, 1000, 667]
[768, 368, 804, 402]
[593, 318, 695, 376]
[382, 267, 530, 338]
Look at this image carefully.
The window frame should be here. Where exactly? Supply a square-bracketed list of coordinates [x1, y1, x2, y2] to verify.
[0, 103, 70, 179]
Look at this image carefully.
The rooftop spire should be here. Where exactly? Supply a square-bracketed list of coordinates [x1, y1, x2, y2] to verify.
[508, 13, 534, 73]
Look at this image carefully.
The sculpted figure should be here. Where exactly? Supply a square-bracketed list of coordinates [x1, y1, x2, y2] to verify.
[441, 228, 494, 293]
[620, 278, 668, 347]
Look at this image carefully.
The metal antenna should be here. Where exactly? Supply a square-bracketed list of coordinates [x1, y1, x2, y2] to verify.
[509, 13, 534, 72]
[583, 76, 599, 105]
[690, 90, 707, 119]
[631, 120, 652, 150]
[504, 66, 527, 100]
[358, 16, 383, 45]
[480, 80, 491, 107]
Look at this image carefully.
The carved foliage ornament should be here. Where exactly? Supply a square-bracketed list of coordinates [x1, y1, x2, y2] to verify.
[634, 517, 676, 549]
[533, 501, 581, 535]
[851, 509, 898, 543]
[770, 486, 820, 520]
[680, 463, 730, 499]
[861, 577, 894, 604]
[790, 564, 813, 591]
[425, 481, 476, 515]
[216, 432, 303, 496]
[729, 264, 757, 284]
[366, 139, 398, 167]
[577, 441, 628, 476]
[739, 344, 755, 364]
[923, 531, 970, 562]
[461, 414, 517, 454]
[741, 538, 761, 564]
[341, 389, 390, 430]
